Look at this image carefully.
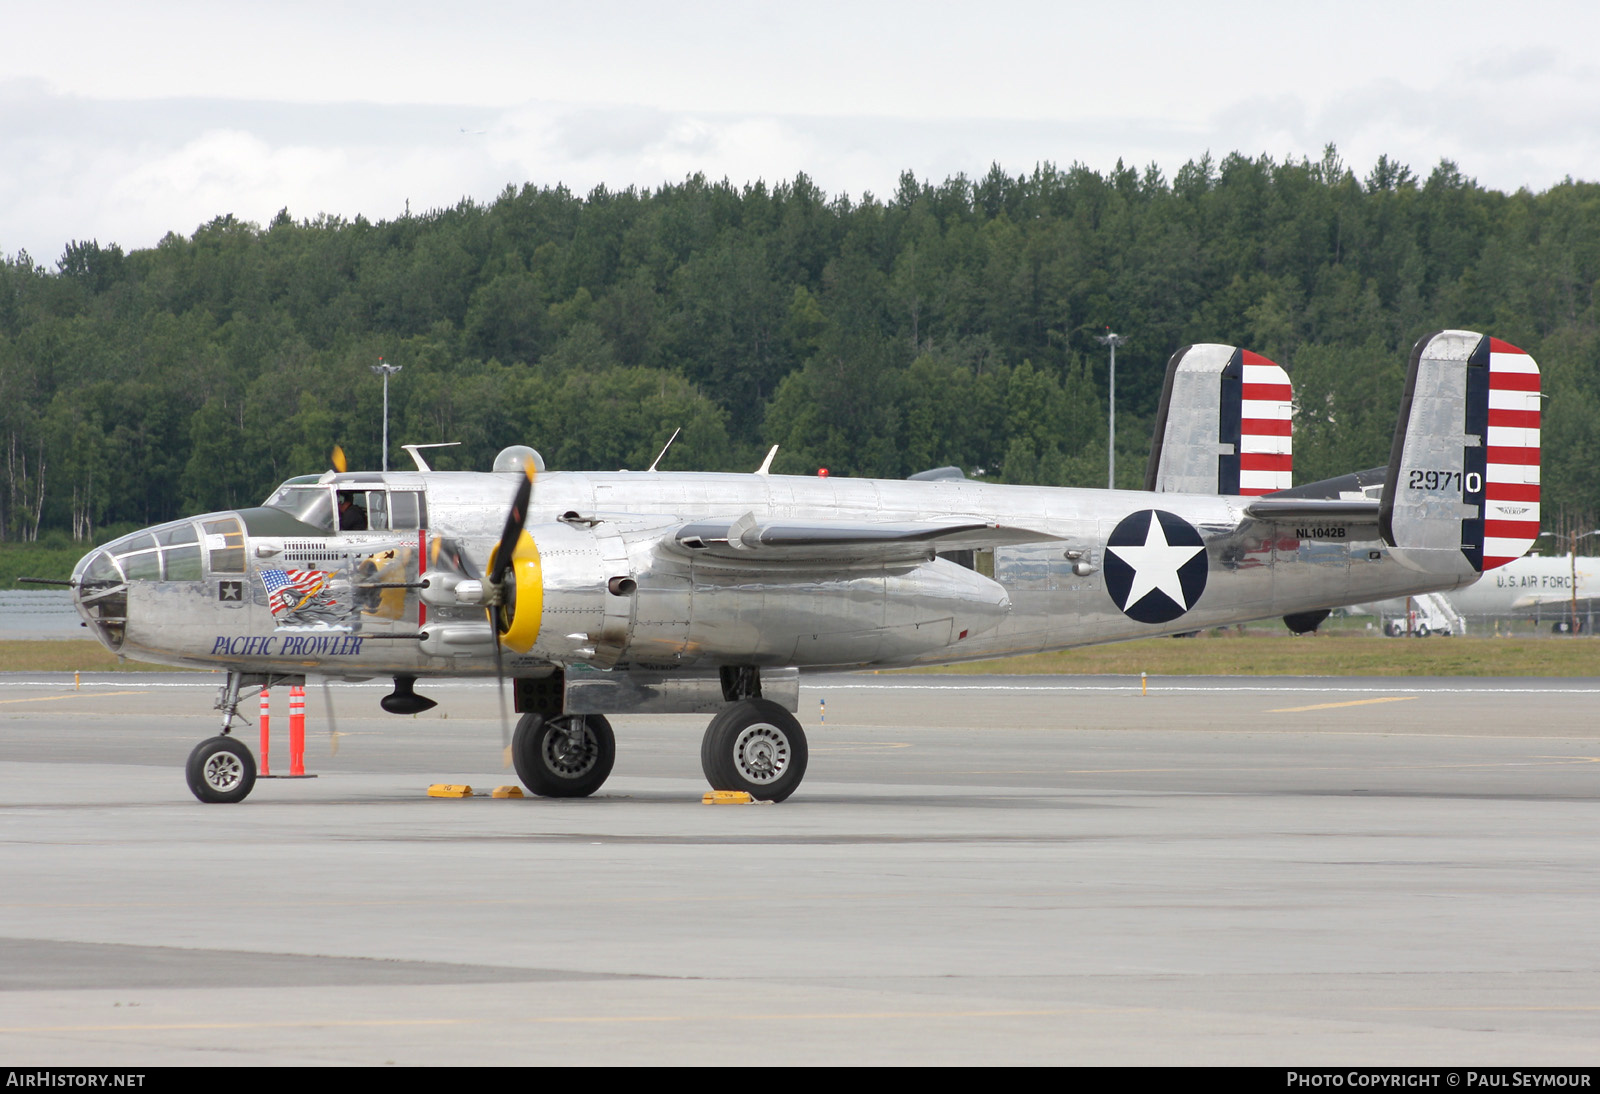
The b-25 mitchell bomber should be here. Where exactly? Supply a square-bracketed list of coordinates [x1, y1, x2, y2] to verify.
[60, 330, 1540, 805]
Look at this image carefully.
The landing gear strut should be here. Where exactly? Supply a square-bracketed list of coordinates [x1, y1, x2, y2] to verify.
[700, 699, 808, 802]
[186, 672, 259, 803]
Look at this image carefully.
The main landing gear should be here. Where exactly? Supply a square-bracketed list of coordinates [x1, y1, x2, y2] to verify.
[700, 699, 809, 803]
[511, 699, 809, 802]
[511, 712, 616, 797]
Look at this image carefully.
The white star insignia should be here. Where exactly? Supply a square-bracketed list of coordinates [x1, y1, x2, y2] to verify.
[1108, 511, 1206, 611]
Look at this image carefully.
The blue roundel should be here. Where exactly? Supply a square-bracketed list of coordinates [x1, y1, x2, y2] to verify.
[1103, 510, 1208, 624]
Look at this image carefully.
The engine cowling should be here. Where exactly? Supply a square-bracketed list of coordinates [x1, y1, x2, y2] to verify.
[492, 530, 545, 654]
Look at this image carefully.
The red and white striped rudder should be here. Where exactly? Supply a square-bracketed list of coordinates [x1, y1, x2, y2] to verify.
[1238, 350, 1293, 496]
[1479, 337, 1540, 570]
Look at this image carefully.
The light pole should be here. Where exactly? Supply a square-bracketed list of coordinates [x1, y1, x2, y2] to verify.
[1096, 330, 1125, 489]
[370, 359, 402, 472]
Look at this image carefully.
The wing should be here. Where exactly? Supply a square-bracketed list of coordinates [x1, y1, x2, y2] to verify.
[664, 513, 1061, 565]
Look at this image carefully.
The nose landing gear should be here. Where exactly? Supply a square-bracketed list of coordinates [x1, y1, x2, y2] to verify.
[186, 736, 258, 803]
[185, 672, 261, 803]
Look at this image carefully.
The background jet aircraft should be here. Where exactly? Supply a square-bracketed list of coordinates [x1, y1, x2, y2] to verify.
[1352, 551, 1600, 635]
[61, 330, 1538, 806]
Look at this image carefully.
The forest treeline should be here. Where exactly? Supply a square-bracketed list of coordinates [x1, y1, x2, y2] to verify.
[4, 145, 1600, 546]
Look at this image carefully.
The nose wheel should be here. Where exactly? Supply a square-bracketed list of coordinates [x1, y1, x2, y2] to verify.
[700, 699, 808, 802]
[186, 736, 258, 803]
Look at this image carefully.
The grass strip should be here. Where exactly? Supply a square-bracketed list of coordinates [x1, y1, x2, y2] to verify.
[901, 633, 1600, 677]
[1, 634, 1595, 677]
[0, 640, 205, 673]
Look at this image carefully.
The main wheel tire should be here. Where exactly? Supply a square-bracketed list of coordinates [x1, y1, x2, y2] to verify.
[185, 736, 257, 804]
[700, 699, 808, 802]
[511, 713, 615, 798]
[1415, 623, 1430, 637]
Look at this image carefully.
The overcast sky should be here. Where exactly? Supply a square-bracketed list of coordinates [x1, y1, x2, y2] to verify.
[3, 1, 1598, 263]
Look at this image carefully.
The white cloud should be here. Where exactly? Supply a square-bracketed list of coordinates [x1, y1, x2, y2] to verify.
[4, 3, 1600, 259]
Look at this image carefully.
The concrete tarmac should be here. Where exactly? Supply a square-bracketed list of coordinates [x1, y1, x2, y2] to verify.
[1, 671, 1598, 1065]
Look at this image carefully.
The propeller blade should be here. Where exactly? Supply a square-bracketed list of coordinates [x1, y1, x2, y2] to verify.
[489, 607, 511, 768]
[317, 677, 342, 757]
[489, 465, 534, 588]
[484, 460, 533, 771]
[331, 445, 347, 474]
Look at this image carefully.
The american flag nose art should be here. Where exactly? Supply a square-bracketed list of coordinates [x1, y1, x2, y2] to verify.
[261, 568, 331, 615]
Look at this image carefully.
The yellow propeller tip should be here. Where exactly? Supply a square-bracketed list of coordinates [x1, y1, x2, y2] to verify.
[331, 445, 347, 473]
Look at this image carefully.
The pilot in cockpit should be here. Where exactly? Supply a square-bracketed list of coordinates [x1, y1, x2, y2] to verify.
[337, 492, 368, 531]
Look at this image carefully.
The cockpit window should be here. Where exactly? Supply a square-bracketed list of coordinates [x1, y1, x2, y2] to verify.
[203, 518, 246, 573]
[263, 480, 426, 533]
[263, 483, 336, 532]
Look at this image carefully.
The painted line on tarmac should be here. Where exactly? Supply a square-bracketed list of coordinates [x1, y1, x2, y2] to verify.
[0, 689, 150, 704]
[1267, 696, 1418, 712]
[808, 682, 1600, 695]
[0, 1005, 1157, 1034]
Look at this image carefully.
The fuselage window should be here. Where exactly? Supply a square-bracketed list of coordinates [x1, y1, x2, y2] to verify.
[365, 491, 389, 530]
[389, 490, 425, 530]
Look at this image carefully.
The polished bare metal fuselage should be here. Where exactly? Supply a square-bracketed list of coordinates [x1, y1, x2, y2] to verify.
[91, 469, 1466, 678]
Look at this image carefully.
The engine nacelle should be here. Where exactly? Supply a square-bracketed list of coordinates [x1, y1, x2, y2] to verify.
[648, 556, 1012, 667]
[507, 521, 1012, 669]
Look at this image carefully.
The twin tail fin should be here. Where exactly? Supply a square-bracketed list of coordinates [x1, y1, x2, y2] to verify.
[1145, 344, 1292, 496]
[1379, 330, 1540, 574]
